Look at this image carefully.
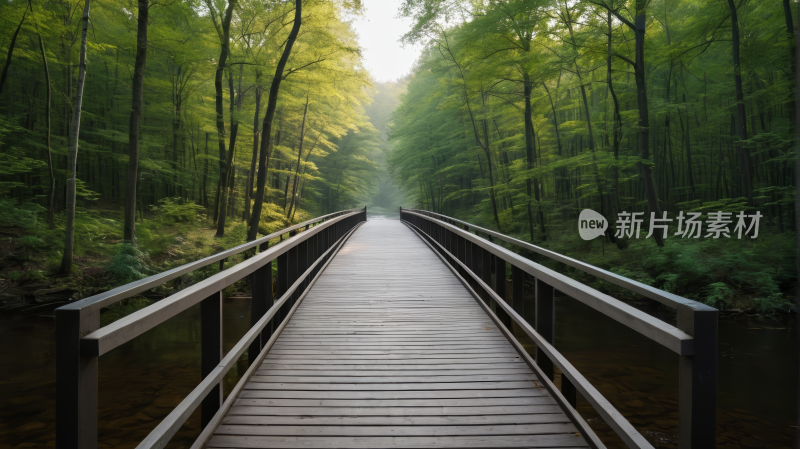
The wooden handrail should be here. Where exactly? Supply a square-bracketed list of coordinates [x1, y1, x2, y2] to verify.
[135, 222, 364, 449]
[401, 208, 718, 449]
[403, 219, 652, 449]
[55, 207, 367, 449]
[401, 209, 693, 355]
[401, 208, 715, 314]
[80, 210, 363, 357]
[60, 208, 361, 315]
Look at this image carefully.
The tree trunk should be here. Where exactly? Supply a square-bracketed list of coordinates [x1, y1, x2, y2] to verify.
[287, 95, 309, 219]
[784, 0, 795, 129]
[523, 74, 537, 241]
[247, 0, 303, 241]
[728, 0, 753, 206]
[245, 85, 262, 222]
[0, 4, 28, 96]
[123, 0, 149, 242]
[607, 10, 623, 216]
[59, 0, 90, 275]
[38, 35, 56, 231]
[213, 0, 237, 237]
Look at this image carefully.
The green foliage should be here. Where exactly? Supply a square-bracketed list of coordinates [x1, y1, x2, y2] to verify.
[17, 236, 47, 251]
[152, 198, 205, 223]
[0, 200, 45, 228]
[108, 244, 154, 284]
[704, 282, 735, 309]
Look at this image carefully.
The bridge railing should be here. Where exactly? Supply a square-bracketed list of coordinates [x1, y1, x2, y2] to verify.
[55, 207, 367, 449]
[400, 208, 717, 449]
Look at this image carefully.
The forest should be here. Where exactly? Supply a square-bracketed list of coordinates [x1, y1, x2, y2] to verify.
[0, 0, 388, 307]
[388, 0, 797, 313]
[0, 0, 796, 316]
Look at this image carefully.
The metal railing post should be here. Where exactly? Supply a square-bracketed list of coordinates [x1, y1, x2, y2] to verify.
[678, 307, 718, 448]
[55, 307, 99, 448]
[511, 266, 524, 321]
[200, 291, 222, 428]
[495, 257, 507, 303]
[535, 278, 555, 382]
[287, 246, 299, 304]
[249, 258, 272, 367]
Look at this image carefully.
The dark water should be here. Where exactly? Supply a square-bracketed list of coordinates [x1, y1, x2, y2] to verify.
[0, 233, 796, 448]
[0, 297, 253, 449]
[515, 295, 797, 449]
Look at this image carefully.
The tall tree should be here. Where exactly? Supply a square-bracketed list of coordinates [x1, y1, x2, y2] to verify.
[207, 0, 237, 237]
[247, 0, 302, 241]
[59, 0, 90, 274]
[123, 0, 150, 242]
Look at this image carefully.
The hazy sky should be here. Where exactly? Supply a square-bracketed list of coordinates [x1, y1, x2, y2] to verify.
[353, 0, 421, 83]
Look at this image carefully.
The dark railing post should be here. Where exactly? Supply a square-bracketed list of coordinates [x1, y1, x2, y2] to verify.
[287, 246, 299, 304]
[298, 238, 309, 296]
[678, 307, 718, 448]
[276, 251, 288, 324]
[55, 307, 99, 449]
[480, 246, 492, 287]
[511, 265, 524, 320]
[200, 291, 222, 428]
[535, 278, 555, 381]
[249, 256, 272, 366]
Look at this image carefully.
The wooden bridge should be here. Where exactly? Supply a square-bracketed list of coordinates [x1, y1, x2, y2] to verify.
[55, 208, 718, 449]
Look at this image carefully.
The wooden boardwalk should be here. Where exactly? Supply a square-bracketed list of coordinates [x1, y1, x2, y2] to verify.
[206, 219, 589, 448]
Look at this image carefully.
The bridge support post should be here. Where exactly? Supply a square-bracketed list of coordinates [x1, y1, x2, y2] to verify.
[535, 279, 555, 381]
[250, 258, 272, 367]
[511, 265, 524, 319]
[201, 291, 222, 428]
[678, 307, 718, 448]
[55, 307, 99, 449]
[494, 257, 506, 303]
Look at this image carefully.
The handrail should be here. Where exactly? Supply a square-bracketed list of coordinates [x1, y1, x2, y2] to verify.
[55, 207, 367, 448]
[136, 222, 364, 449]
[402, 209, 692, 355]
[401, 208, 715, 314]
[60, 208, 361, 315]
[400, 207, 718, 449]
[80, 210, 361, 357]
[403, 219, 650, 449]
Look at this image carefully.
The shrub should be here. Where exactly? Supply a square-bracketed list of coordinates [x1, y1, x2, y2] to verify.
[153, 198, 205, 223]
[0, 200, 44, 228]
[108, 243, 154, 284]
[17, 236, 46, 251]
[704, 282, 735, 309]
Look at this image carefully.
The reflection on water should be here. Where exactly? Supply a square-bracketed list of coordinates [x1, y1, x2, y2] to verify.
[515, 294, 797, 449]
[0, 239, 796, 448]
[0, 297, 252, 449]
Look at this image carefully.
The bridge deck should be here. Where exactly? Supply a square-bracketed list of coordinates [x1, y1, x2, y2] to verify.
[206, 220, 589, 448]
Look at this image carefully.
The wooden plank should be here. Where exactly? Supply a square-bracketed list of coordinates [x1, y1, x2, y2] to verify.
[214, 424, 579, 437]
[244, 381, 543, 391]
[220, 414, 573, 427]
[253, 369, 534, 376]
[233, 397, 554, 407]
[226, 404, 561, 416]
[237, 389, 545, 399]
[206, 435, 589, 448]
[256, 363, 528, 370]
[248, 374, 538, 383]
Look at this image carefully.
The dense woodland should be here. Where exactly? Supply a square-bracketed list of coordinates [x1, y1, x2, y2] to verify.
[0, 0, 384, 288]
[388, 0, 797, 312]
[0, 0, 796, 313]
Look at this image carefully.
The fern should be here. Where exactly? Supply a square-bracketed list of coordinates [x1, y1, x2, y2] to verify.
[108, 243, 154, 283]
